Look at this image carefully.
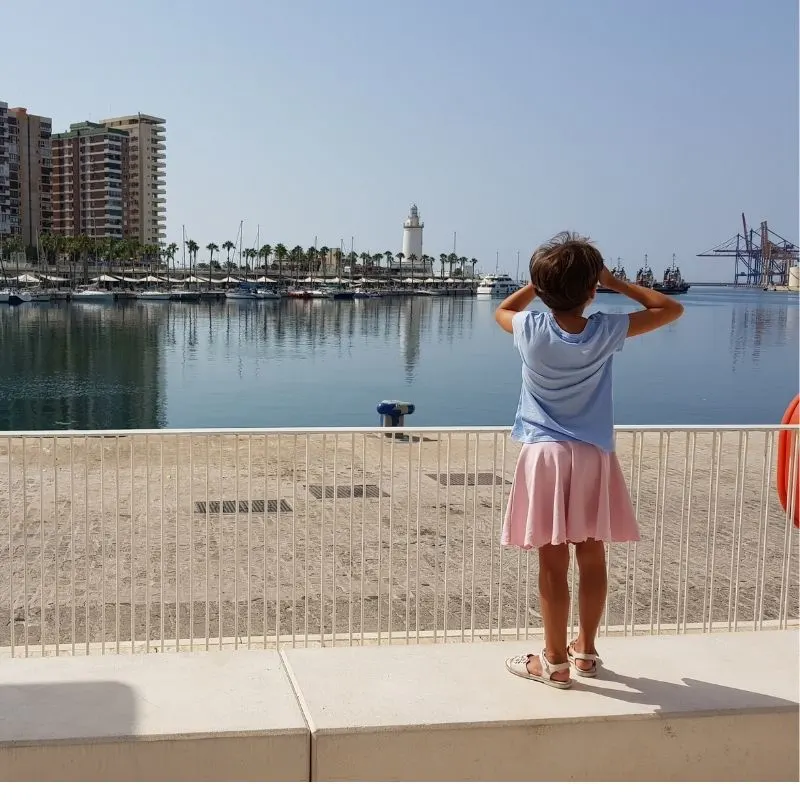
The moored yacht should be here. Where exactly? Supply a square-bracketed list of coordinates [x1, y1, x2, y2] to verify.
[476, 274, 521, 297]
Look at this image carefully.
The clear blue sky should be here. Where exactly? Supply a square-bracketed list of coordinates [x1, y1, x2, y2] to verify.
[6, 0, 798, 279]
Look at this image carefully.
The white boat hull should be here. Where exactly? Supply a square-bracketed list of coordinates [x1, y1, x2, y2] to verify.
[0, 290, 33, 304]
[138, 294, 172, 301]
[72, 291, 115, 302]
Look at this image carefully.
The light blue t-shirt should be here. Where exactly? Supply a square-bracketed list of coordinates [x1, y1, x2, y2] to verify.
[511, 310, 630, 452]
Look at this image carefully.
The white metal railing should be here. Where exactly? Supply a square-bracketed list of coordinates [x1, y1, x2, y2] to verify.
[0, 425, 797, 657]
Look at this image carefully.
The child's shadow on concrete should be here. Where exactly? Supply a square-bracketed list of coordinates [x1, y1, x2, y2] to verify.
[573, 667, 797, 716]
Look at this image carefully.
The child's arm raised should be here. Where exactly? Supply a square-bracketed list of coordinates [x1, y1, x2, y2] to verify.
[494, 284, 537, 333]
[599, 268, 684, 337]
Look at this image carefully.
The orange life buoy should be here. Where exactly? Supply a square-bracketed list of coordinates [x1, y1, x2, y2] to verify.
[777, 395, 800, 528]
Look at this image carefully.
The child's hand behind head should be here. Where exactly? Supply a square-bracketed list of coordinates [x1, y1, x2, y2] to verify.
[598, 267, 615, 287]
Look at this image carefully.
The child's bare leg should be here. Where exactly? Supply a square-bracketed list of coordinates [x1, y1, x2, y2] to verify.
[526, 543, 570, 680]
[574, 539, 607, 670]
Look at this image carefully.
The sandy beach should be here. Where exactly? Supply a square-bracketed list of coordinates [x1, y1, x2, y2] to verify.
[0, 428, 797, 653]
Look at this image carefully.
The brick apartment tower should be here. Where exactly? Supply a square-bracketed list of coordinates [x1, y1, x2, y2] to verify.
[0, 101, 52, 247]
[100, 113, 166, 246]
[8, 107, 53, 248]
[51, 121, 129, 241]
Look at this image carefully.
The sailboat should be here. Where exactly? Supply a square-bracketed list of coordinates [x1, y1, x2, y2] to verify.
[0, 244, 31, 304]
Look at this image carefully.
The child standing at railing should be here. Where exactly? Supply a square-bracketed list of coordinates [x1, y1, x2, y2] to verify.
[494, 232, 683, 688]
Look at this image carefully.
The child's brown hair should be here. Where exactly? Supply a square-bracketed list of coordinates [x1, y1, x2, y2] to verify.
[529, 231, 603, 312]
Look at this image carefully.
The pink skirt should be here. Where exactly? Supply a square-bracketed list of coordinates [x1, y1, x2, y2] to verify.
[502, 441, 640, 549]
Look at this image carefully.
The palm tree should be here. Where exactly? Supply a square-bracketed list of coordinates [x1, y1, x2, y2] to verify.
[372, 252, 383, 271]
[222, 240, 235, 274]
[470, 257, 478, 277]
[273, 243, 287, 283]
[439, 253, 447, 280]
[408, 253, 418, 286]
[290, 246, 304, 283]
[206, 243, 219, 287]
[259, 244, 272, 279]
[73, 235, 92, 285]
[165, 242, 178, 275]
[306, 246, 318, 276]
[448, 252, 457, 278]
[395, 252, 405, 286]
[458, 256, 468, 277]
[186, 240, 199, 277]
[319, 246, 330, 277]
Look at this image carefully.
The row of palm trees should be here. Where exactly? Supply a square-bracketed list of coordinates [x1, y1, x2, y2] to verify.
[184, 242, 479, 284]
[1, 232, 479, 284]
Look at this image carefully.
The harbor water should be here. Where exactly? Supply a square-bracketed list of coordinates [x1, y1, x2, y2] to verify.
[0, 288, 797, 431]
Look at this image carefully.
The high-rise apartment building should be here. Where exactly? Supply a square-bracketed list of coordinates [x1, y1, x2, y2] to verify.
[0, 101, 53, 247]
[8, 107, 52, 248]
[51, 121, 129, 240]
[100, 113, 165, 245]
[0, 101, 15, 238]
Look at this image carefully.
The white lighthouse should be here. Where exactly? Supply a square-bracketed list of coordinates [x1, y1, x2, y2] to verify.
[401, 204, 424, 261]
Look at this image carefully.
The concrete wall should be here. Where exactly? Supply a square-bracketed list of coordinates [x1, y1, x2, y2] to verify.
[1, 630, 797, 781]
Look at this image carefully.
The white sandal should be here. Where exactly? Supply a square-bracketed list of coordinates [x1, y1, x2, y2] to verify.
[505, 650, 573, 689]
[567, 643, 602, 677]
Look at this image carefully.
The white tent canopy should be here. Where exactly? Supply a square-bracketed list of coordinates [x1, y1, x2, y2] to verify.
[184, 275, 208, 283]
[121, 276, 140, 283]
[141, 275, 163, 283]
[91, 274, 119, 282]
[40, 274, 69, 282]
[218, 276, 241, 284]
[16, 273, 41, 284]
[255, 276, 277, 283]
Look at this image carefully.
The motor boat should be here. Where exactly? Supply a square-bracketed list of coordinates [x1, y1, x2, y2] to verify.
[0, 288, 32, 305]
[225, 286, 259, 300]
[72, 287, 115, 302]
[254, 287, 282, 300]
[170, 289, 201, 302]
[138, 289, 172, 301]
[475, 274, 521, 297]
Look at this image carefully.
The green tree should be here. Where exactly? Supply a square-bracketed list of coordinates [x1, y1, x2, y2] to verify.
[290, 246, 304, 282]
[259, 244, 272, 279]
[165, 242, 178, 274]
[439, 253, 447, 280]
[306, 246, 318, 275]
[448, 252, 457, 278]
[273, 243, 287, 283]
[372, 252, 383, 270]
[408, 253, 418, 285]
[186, 240, 199, 276]
[206, 242, 219, 287]
[319, 246, 330, 277]
[395, 252, 404, 285]
[470, 257, 478, 277]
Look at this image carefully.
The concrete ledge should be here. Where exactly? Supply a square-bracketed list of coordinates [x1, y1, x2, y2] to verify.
[282, 630, 799, 781]
[0, 651, 309, 781]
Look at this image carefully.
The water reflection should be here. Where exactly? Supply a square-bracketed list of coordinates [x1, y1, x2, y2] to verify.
[0, 290, 795, 430]
[0, 302, 167, 430]
[728, 296, 793, 369]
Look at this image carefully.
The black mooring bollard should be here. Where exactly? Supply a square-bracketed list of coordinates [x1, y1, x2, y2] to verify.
[376, 401, 415, 439]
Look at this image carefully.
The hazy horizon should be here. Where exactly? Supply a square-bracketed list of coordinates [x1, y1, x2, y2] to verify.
[5, 0, 798, 280]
